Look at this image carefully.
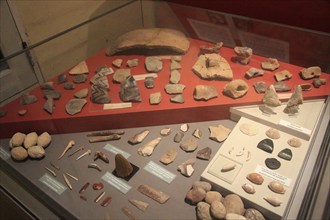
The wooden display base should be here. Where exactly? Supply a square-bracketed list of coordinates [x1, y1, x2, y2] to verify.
[0, 39, 329, 138]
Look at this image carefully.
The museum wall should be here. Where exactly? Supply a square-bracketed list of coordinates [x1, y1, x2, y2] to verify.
[12, 0, 156, 81]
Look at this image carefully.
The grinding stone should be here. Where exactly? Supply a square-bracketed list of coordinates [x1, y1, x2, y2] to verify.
[265, 158, 281, 170]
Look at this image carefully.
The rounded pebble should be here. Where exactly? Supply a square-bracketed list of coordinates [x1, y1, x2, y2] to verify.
[265, 158, 281, 170]
[193, 181, 212, 192]
[265, 128, 280, 139]
[244, 208, 265, 220]
[210, 200, 226, 219]
[185, 187, 206, 205]
[197, 202, 211, 220]
[11, 132, 26, 147]
[28, 145, 45, 159]
[24, 132, 38, 148]
[288, 137, 302, 148]
[226, 213, 247, 220]
[11, 146, 28, 161]
[205, 191, 222, 204]
[37, 132, 52, 148]
[223, 194, 245, 215]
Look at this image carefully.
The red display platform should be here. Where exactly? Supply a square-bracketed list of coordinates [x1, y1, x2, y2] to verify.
[0, 39, 329, 138]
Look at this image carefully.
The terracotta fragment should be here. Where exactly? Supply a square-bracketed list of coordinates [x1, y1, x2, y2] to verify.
[74, 88, 88, 99]
[233, 46, 253, 65]
[274, 81, 290, 92]
[144, 76, 154, 88]
[223, 79, 249, 99]
[149, 92, 162, 105]
[90, 72, 109, 88]
[164, 84, 185, 94]
[115, 154, 133, 178]
[170, 94, 185, 103]
[69, 61, 89, 75]
[43, 96, 54, 114]
[40, 82, 54, 90]
[261, 58, 280, 71]
[73, 74, 88, 83]
[199, 42, 223, 55]
[137, 137, 162, 156]
[209, 125, 231, 142]
[193, 129, 202, 139]
[193, 85, 218, 101]
[43, 90, 61, 100]
[196, 147, 212, 160]
[170, 60, 181, 70]
[126, 58, 139, 67]
[137, 184, 170, 204]
[112, 59, 123, 68]
[300, 66, 321, 79]
[274, 70, 292, 81]
[145, 56, 162, 73]
[160, 148, 177, 165]
[247, 173, 264, 185]
[65, 99, 87, 115]
[253, 81, 267, 94]
[246, 67, 264, 79]
[193, 53, 233, 81]
[120, 76, 141, 102]
[263, 85, 281, 107]
[20, 93, 37, 105]
[300, 83, 312, 91]
[90, 85, 110, 104]
[113, 69, 131, 83]
[128, 130, 149, 145]
[313, 78, 326, 88]
[57, 73, 67, 84]
[106, 28, 190, 56]
[170, 69, 181, 84]
[64, 82, 75, 90]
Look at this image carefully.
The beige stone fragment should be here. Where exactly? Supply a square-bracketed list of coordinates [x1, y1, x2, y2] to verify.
[177, 158, 196, 177]
[209, 125, 231, 142]
[11, 146, 28, 161]
[193, 85, 218, 101]
[149, 92, 162, 105]
[300, 66, 321, 79]
[113, 69, 131, 83]
[10, 132, 26, 148]
[24, 132, 38, 148]
[137, 184, 170, 204]
[28, 145, 46, 159]
[192, 53, 233, 81]
[164, 84, 185, 94]
[288, 137, 302, 148]
[159, 148, 177, 165]
[170, 60, 181, 70]
[223, 79, 249, 99]
[106, 28, 190, 55]
[112, 58, 123, 68]
[170, 70, 181, 84]
[239, 123, 259, 136]
[265, 128, 280, 139]
[137, 137, 162, 156]
[69, 61, 88, 75]
[180, 138, 198, 152]
[275, 70, 292, 81]
[262, 85, 281, 107]
[261, 58, 280, 71]
[128, 199, 149, 212]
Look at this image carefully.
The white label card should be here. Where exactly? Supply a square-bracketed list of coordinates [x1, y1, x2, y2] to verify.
[39, 173, 67, 195]
[144, 161, 176, 184]
[102, 172, 131, 194]
[104, 144, 130, 159]
[279, 119, 311, 136]
[255, 165, 292, 187]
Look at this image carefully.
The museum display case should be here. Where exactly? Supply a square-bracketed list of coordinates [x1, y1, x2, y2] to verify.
[1, 1, 329, 220]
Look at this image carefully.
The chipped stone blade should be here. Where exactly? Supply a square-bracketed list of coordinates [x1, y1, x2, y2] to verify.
[137, 184, 170, 204]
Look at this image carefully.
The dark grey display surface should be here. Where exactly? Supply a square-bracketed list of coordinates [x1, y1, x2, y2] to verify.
[0, 119, 236, 219]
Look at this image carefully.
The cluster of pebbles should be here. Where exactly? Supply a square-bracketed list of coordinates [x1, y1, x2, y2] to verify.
[9, 132, 52, 161]
[186, 180, 265, 220]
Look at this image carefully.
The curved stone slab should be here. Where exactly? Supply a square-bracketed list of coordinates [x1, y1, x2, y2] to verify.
[106, 28, 190, 56]
[65, 98, 87, 115]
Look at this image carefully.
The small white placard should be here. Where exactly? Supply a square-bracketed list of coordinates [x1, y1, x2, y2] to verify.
[144, 161, 176, 184]
[103, 103, 132, 110]
[102, 172, 131, 194]
[104, 144, 130, 159]
[39, 173, 67, 195]
[279, 119, 311, 136]
[255, 165, 292, 187]
[0, 146, 10, 160]
[133, 73, 158, 81]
